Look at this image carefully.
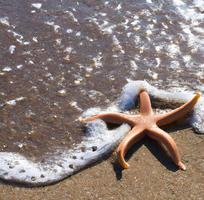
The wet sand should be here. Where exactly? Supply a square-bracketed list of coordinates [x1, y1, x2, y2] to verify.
[0, 128, 203, 200]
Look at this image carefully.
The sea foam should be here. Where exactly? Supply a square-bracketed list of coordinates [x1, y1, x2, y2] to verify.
[0, 80, 203, 186]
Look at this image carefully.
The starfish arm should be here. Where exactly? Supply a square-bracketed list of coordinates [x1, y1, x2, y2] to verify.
[147, 126, 186, 170]
[139, 90, 153, 115]
[79, 112, 135, 126]
[155, 92, 201, 126]
[116, 126, 145, 169]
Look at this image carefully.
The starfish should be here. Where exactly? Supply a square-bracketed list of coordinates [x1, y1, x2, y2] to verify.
[80, 90, 200, 170]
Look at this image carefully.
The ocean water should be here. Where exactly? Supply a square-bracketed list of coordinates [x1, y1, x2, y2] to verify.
[0, 0, 204, 185]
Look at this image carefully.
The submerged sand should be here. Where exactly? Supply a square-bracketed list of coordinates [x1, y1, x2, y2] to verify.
[0, 128, 203, 200]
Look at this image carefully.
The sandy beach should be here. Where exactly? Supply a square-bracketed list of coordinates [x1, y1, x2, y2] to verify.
[0, 127, 203, 200]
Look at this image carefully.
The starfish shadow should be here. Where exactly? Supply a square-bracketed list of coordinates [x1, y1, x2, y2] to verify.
[112, 138, 144, 180]
[162, 121, 191, 132]
[144, 138, 178, 172]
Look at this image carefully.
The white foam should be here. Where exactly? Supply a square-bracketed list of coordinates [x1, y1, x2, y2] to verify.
[45, 21, 60, 33]
[0, 97, 25, 110]
[76, 31, 81, 37]
[131, 19, 139, 26]
[147, 69, 158, 80]
[0, 17, 10, 26]
[173, 0, 204, 21]
[70, 101, 82, 111]
[5, 97, 25, 106]
[92, 54, 103, 68]
[64, 47, 73, 53]
[130, 60, 138, 71]
[155, 58, 160, 68]
[16, 65, 23, 69]
[112, 35, 125, 54]
[65, 11, 79, 23]
[167, 44, 180, 57]
[115, 4, 122, 10]
[28, 60, 34, 65]
[66, 29, 73, 34]
[0, 81, 203, 186]
[9, 45, 16, 54]
[85, 36, 94, 42]
[170, 60, 180, 69]
[57, 89, 66, 97]
[31, 3, 42, 9]
[7, 30, 24, 44]
[172, 0, 204, 53]
[32, 37, 38, 42]
[23, 41, 30, 45]
[90, 17, 116, 34]
[2, 66, 12, 72]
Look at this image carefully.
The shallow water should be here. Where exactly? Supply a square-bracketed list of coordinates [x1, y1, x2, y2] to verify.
[0, 0, 204, 171]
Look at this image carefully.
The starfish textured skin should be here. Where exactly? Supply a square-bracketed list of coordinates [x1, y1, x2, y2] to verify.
[80, 90, 201, 170]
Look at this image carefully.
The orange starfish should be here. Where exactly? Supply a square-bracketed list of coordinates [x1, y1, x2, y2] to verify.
[80, 90, 200, 170]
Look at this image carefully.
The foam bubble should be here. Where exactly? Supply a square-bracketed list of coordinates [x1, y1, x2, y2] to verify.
[9, 45, 16, 54]
[31, 3, 42, 9]
[5, 97, 25, 106]
[0, 17, 10, 26]
[45, 21, 60, 33]
[2, 66, 12, 72]
[66, 11, 79, 23]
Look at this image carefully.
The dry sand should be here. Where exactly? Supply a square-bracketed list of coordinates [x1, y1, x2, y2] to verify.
[0, 127, 203, 200]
